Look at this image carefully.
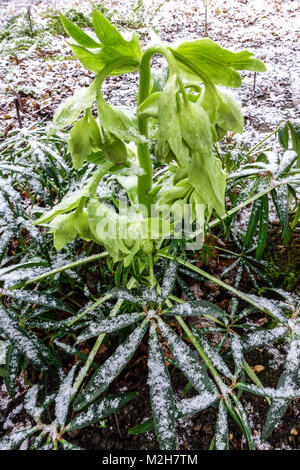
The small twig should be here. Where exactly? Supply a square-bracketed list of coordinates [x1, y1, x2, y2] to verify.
[14, 91, 24, 113]
[114, 412, 122, 438]
[204, 6, 208, 37]
[14, 99, 22, 128]
[253, 72, 257, 93]
[203, 0, 211, 37]
[27, 7, 34, 37]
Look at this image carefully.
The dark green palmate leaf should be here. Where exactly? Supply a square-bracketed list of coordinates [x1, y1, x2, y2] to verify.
[59, 440, 84, 450]
[271, 185, 290, 243]
[243, 197, 261, 249]
[66, 393, 137, 431]
[148, 324, 177, 450]
[231, 334, 243, 377]
[236, 383, 300, 400]
[73, 320, 148, 411]
[24, 384, 39, 419]
[108, 286, 160, 305]
[292, 202, 300, 229]
[107, 287, 142, 304]
[0, 307, 57, 371]
[3, 289, 74, 314]
[0, 367, 7, 377]
[245, 294, 287, 323]
[278, 121, 300, 164]
[158, 319, 217, 395]
[230, 394, 256, 450]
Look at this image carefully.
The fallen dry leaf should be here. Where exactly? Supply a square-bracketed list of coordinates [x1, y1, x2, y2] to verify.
[251, 365, 265, 373]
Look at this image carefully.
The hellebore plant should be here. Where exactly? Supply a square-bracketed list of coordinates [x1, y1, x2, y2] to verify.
[18, 11, 300, 452]
[2, 11, 300, 452]
[35, 10, 266, 266]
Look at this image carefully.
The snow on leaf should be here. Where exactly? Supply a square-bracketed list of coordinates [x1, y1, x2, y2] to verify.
[75, 312, 144, 344]
[3, 289, 74, 314]
[148, 323, 177, 450]
[158, 319, 217, 395]
[215, 400, 228, 450]
[66, 393, 137, 432]
[55, 364, 77, 428]
[73, 321, 148, 411]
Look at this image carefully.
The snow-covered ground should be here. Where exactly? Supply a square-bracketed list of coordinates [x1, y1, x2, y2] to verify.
[0, 0, 299, 147]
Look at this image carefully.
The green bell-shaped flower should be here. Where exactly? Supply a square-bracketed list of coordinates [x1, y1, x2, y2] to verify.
[102, 133, 128, 165]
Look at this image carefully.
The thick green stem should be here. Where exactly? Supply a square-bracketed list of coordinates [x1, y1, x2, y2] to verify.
[136, 48, 157, 211]
[8, 252, 109, 290]
[86, 162, 114, 195]
[148, 252, 155, 288]
[136, 45, 179, 211]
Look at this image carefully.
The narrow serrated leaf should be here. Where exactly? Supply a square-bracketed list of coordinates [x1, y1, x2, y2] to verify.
[3, 289, 74, 314]
[66, 393, 137, 431]
[0, 307, 51, 371]
[4, 345, 20, 399]
[158, 319, 217, 395]
[243, 198, 261, 249]
[24, 384, 40, 420]
[241, 326, 288, 353]
[165, 300, 228, 324]
[262, 334, 300, 441]
[129, 390, 217, 435]
[55, 364, 77, 428]
[236, 383, 300, 399]
[191, 326, 233, 379]
[161, 261, 177, 301]
[215, 400, 228, 450]
[73, 321, 148, 410]
[75, 312, 143, 344]
[148, 324, 177, 450]
[231, 334, 243, 377]
[0, 427, 39, 450]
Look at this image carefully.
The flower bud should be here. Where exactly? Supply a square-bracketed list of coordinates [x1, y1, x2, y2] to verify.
[102, 134, 128, 165]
